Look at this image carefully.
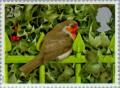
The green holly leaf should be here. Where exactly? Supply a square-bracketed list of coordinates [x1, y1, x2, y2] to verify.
[8, 72, 17, 83]
[8, 64, 20, 83]
[89, 32, 110, 48]
[24, 5, 34, 21]
[89, 33, 101, 48]
[28, 43, 38, 55]
[99, 71, 112, 83]
[28, 70, 38, 83]
[64, 5, 73, 14]
[27, 23, 32, 30]
[5, 32, 12, 52]
[57, 66, 74, 82]
[19, 39, 29, 51]
[72, 32, 85, 53]
[45, 72, 56, 83]
[99, 32, 110, 48]
[83, 63, 103, 78]
[68, 76, 75, 83]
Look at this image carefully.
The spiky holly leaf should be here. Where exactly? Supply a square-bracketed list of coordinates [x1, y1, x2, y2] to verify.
[89, 32, 110, 48]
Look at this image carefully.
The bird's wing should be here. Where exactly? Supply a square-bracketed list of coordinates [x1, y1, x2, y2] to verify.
[40, 32, 73, 62]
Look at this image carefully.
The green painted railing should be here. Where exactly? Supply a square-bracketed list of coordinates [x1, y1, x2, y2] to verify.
[4, 54, 115, 83]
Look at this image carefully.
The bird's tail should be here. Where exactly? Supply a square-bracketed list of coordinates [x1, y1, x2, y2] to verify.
[19, 53, 43, 74]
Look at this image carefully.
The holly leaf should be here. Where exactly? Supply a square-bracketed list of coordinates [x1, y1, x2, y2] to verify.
[68, 76, 75, 83]
[57, 66, 74, 82]
[99, 32, 110, 48]
[45, 72, 56, 83]
[24, 5, 34, 21]
[82, 63, 103, 78]
[8, 64, 20, 83]
[99, 71, 112, 83]
[89, 33, 101, 48]
[28, 70, 38, 83]
[8, 72, 17, 83]
[89, 32, 110, 48]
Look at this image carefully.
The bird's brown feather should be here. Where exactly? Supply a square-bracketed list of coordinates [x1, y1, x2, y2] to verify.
[41, 31, 73, 63]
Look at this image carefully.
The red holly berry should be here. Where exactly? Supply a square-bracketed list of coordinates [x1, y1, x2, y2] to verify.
[10, 35, 21, 41]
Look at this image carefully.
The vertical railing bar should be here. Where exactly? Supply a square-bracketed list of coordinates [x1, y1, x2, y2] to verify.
[4, 64, 8, 83]
[39, 65, 45, 83]
[112, 63, 115, 83]
[75, 64, 81, 83]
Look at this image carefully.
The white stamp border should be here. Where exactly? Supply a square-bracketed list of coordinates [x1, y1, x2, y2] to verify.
[0, 0, 120, 88]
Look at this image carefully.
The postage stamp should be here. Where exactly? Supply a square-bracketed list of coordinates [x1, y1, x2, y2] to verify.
[0, 0, 120, 88]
